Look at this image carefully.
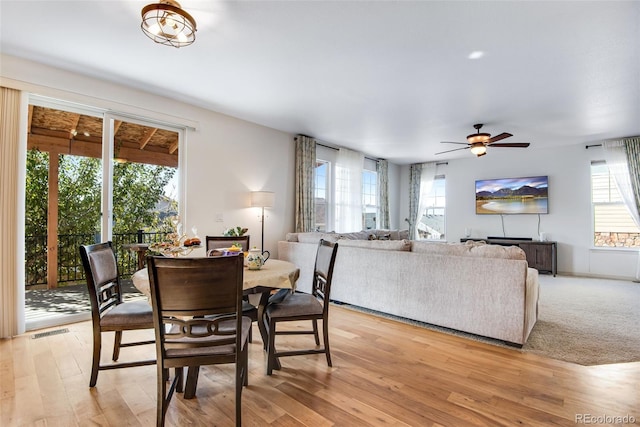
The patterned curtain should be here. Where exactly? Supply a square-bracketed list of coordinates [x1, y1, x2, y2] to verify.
[294, 135, 316, 232]
[624, 137, 640, 222]
[625, 137, 640, 282]
[408, 164, 421, 240]
[376, 159, 390, 229]
[603, 136, 640, 281]
[603, 138, 640, 228]
[1, 86, 24, 338]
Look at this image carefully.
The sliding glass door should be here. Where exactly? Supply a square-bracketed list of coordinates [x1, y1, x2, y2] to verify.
[24, 98, 183, 330]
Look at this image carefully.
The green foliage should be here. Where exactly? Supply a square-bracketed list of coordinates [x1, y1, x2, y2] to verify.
[57, 155, 102, 236]
[112, 162, 175, 233]
[25, 149, 177, 286]
[25, 150, 49, 285]
[224, 226, 248, 237]
[25, 150, 49, 237]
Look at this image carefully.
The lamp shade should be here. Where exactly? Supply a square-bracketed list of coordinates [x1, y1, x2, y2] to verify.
[251, 191, 275, 208]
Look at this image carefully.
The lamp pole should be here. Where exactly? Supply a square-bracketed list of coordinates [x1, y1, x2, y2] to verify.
[260, 205, 266, 254]
[251, 191, 274, 254]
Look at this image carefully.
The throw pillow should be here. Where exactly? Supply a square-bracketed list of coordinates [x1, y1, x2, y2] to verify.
[268, 288, 291, 305]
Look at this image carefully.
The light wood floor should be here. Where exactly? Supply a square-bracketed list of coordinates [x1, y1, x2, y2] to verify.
[1, 305, 639, 426]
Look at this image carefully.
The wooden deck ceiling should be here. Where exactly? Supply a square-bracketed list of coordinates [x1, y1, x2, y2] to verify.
[27, 105, 179, 167]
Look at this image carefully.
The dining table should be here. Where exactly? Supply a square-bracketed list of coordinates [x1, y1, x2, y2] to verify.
[131, 257, 300, 396]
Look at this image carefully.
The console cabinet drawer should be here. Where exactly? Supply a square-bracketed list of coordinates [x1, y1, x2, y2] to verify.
[518, 242, 556, 275]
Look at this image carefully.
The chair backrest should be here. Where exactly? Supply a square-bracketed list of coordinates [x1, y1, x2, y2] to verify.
[146, 255, 245, 361]
[312, 239, 339, 310]
[79, 241, 123, 321]
[206, 235, 251, 253]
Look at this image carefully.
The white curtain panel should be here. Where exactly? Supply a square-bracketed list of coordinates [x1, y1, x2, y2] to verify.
[416, 162, 437, 240]
[335, 148, 364, 233]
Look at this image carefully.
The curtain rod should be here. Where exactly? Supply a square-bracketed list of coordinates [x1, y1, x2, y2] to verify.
[300, 138, 449, 165]
[315, 142, 382, 162]
[585, 144, 602, 149]
[316, 142, 449, 165]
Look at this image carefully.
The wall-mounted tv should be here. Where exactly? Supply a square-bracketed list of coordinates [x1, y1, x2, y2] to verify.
[475, 176, 549, 214]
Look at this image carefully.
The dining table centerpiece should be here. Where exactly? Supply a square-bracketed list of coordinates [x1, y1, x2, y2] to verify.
[149, 222, 201, 257]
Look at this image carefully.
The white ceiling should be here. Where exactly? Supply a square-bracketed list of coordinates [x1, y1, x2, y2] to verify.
[1, 1, 639, 164]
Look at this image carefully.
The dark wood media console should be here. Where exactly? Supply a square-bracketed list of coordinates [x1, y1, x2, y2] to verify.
[460, 238, 557, 276]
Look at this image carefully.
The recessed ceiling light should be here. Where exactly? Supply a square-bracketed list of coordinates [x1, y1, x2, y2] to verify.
[468, 51, 484, 59]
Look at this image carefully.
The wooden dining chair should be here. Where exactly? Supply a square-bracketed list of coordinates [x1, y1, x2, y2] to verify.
[206, 235, 258, 342]
[79, 242, 156, 387]
[265, 239, 339, 375]
[205, 235, 251, 254]
[147, 254, 250, 427]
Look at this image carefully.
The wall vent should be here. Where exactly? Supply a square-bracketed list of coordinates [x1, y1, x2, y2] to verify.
[31, 328, 69, 339]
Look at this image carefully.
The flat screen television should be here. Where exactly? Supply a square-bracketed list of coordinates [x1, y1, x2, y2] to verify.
[475, 175, 549, 214]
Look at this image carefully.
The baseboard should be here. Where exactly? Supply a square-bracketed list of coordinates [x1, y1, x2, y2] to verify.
[554, 271, 639, 283]
[26, 312, 91, 332]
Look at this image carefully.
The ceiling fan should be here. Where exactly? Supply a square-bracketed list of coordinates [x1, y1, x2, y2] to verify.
[436, 124, 530, 157]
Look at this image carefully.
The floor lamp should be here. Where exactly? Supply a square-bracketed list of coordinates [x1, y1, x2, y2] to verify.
[251, 191, 275, 253]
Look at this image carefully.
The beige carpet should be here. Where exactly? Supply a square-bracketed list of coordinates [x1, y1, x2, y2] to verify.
[523, 275, 640, 366]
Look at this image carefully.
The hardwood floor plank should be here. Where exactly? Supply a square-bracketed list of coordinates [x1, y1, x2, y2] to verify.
[1, 305, 638, 426]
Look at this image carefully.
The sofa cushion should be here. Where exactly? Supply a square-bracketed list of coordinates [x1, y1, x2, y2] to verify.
[411, 241, 525, 260]
[338, 239, 411, 251]
[411, 241, 472, 256]
[338, 231, 371, 240]
[468, 244, 526, 260]
[368, 229, 410, 240]
[297, 232, 339, 244]
[285, 232, 299, 242]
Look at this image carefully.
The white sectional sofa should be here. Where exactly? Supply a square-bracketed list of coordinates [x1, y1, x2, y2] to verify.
[278, 231, 539, 346]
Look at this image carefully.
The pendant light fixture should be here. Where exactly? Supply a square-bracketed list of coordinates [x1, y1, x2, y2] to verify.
[141, 0, 197, 48]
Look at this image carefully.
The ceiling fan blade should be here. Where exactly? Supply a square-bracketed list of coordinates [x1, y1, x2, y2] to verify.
[435, 147, 470, 155]
[440, 141, 469, 145]
[487, 132, 513, 143]
[488, 142, 530, 148]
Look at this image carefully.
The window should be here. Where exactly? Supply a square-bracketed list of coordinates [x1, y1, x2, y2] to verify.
[313, 152, 377, 232]
[314, 160, 329, 232]
[591, 162, 640, 248]
[417, 175, 445, 240]
[362, 169, 378, 230]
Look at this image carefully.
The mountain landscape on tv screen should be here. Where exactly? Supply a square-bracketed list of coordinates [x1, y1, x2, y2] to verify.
[476, 185, 548, 199]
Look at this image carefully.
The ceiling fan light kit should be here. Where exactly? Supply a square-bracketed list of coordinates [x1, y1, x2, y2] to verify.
[436, 123, 530, 157]
[470, 143, 487, 156]
[141, 0, 197, 48]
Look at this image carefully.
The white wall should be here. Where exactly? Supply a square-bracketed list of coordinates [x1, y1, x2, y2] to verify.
[1, 55, 295, 257]
[1, 54, 404, 257]
[399, 144, 639, 280]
